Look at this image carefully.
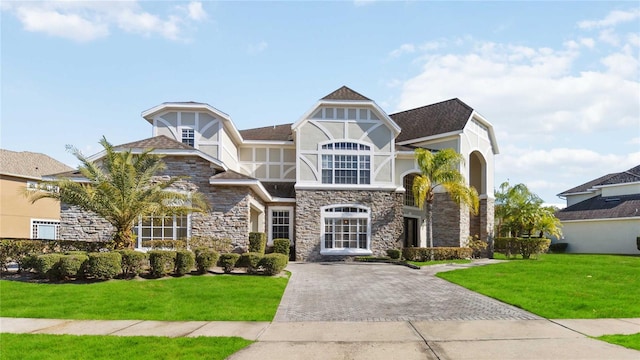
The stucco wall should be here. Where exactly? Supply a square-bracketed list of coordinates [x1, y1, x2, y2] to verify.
[561, 218, 640, 255]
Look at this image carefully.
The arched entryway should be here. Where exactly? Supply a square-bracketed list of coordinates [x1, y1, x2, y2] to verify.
[469, 151, 487, 240]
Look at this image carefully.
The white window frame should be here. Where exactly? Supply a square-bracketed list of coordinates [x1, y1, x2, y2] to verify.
[319, 141, 372, 185]
[320, 204, 372, 256]
[181, 128, 195, 147]
[133, 214, 191, 248]
[268, 206, 294, 246]
[30, 219, 60, 240]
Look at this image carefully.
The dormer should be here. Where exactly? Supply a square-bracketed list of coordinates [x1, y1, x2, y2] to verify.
[141, 102, 243, 170]
[292, 86, 401, 190]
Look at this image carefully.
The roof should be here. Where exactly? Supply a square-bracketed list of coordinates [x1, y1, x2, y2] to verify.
[558, 164, 640, 196]
[210, 170, 257, 181]
[262, 182, 296, 199]
[390, 98, 474, 143]
[240, 124, 293, 141]
[555, 194, 640, 221]
[116, 135, 194, 150]
[0, 149, 73, 179]
[321, 86, 371, 101]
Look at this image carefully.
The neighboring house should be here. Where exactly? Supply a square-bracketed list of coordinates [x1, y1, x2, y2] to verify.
[0, 149, 73, 239]
[57, 86, 499, 261]
[556, 165, 640, 254]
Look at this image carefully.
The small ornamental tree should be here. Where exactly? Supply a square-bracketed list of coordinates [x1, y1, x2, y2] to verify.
[28, 137, 209, 249]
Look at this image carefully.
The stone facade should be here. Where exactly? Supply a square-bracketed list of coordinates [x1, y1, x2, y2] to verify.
[432, 193, 470, 247]
[295, 189, 404, 261]
[59, 204, 113, 242]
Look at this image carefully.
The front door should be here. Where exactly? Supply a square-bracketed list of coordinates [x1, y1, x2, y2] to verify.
[404, 217, 419, 247]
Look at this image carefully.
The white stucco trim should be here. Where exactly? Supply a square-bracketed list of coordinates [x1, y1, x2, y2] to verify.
[469, 112, 500, 155]
[320, 203, 373, 256]
[294, 184, 399, 191]
[242, 140, 295, 146]
[561, 216, 640, 223]
[396, 130, 463, 146]
[208, 178, 296, 203]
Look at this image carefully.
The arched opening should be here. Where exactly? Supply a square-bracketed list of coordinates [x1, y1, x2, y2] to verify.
[469, 151, 487, 241]
[402, 173, 420, 248]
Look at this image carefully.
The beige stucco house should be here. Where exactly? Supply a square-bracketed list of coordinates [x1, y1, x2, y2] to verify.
[0, 150, 72, 239]
[58, 86, 499, 261]
[556, 164, 640, 254]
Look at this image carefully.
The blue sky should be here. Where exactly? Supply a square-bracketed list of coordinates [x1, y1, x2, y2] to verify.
[2, 1, 639, 205]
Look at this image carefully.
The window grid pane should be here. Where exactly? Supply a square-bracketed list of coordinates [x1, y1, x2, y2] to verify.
[321, 143, 370, 185]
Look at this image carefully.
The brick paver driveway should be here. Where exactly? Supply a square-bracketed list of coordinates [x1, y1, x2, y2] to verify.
[274, 262, 540, 322]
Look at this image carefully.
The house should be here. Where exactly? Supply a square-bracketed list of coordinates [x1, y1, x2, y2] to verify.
[556, 164, 640, 254]
[0, 149, 73, 239]
[57, 86, 499, 261]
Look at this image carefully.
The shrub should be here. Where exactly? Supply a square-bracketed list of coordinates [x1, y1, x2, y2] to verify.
[249, 232, 266, 254]
[239, 252, 263, 274]
[386, 249, 401, 260]
[402, 247, 473, 262]
[142, 240, 186, 250]
[117, 250, 148, 277]
[272, 239, 290, 256]
[148, 250, 177, 278]
[174, 250, 195, 276]
[54, 254, 89, 280]
[549, 242, 568, 253]
[218, 253, 240, 274]
[494, 237, 551, 259]
[85, 252, 122, 280]
[259, 253, 288, 276]
[194, 248, 219, 274]
[466, 235, 488, 258]
[34, 254, 64, 279]
[0, 239, 47, 272]
[188, 236, 232, 253]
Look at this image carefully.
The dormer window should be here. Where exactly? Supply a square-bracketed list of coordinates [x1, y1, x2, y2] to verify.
[182, 128, 195, 147]
[320, 142, 371, 185]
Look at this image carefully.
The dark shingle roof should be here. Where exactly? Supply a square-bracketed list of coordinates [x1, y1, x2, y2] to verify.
[240, 124, 293, 141]
[210, 170, 257, 181]
[117, 135, 194, 150]
[0, 149, 73, 178]
[558, 164, 640, 196]
[262, 182, 296, 199]
[555, 194, 640, 221]
[321, 86, 371, 101]
[390, 98, 474, 143]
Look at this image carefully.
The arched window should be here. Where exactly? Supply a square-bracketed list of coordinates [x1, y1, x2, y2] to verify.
[320, 142, 371, 185]
[403, 174, 418, 207]
[320, 204, 371, 255]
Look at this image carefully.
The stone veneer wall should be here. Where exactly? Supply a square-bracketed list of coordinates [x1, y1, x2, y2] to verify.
[431, 193, 470, 247]
[59, 155, 260, 250]
[295, 189, 403, 261]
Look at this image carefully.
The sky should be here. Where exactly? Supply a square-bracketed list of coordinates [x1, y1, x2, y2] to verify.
[1, 1, 639, 206]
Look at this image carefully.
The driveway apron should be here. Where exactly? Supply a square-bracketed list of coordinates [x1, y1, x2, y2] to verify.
[274, 262, 540, 322]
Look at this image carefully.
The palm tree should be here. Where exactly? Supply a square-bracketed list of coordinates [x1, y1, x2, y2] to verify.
[412, 148, 479, 250]
[29, 137, 209, 249]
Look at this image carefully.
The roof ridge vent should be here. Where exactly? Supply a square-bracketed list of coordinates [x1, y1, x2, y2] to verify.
[604, 197, 621, 202]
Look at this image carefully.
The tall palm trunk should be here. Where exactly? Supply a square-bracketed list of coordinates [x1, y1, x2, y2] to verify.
[426, 201, 434, 261]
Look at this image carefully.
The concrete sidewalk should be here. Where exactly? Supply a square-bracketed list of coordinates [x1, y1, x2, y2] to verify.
[2, 317, 639, 359]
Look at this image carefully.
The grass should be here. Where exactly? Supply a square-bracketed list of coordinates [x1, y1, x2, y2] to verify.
[597, 333, 640, 351]
[436, 254, 640, 319]
[0, 333, 252, 360]
[0, 274, 288, 321]
[408, 259, 471, 267]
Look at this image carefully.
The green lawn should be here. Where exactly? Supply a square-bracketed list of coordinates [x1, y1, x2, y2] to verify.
[0, 274, 288, 321]
[436, 254, 640, 319]
[408, 259, 471, 267]
[0, 333, 252, 360]
[597, 333, 640, 351]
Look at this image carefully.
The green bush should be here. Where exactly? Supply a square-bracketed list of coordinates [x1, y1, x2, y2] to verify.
[466, 235, 488, 258]
[259, 253, 288, 276]
[402, 247, 473, 262]
[248, 232, 266, 254]
[386, 249, 401, 260]
[494, 237, 551, 259]
[272, 239, 290, 256]
[549, 242, 568, 253]
[85, 252, 122, 280]
[194, 248, 219, 274]
[0, 239, 47, 272]
[34, 254, 64, 279]
[239, 252, 263, 274]
[174, 250, 195, 276]
[188, 236, 232, 253]
[54, 254, 89, 280]
[148, 250, 176, 278]
[142, 240, 186, 250]
[117, 250, 148, 277]
[218, 253, 240, 274]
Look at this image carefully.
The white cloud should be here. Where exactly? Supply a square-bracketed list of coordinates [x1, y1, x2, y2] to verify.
[578, 9, 640, 29]
[389, 43, 416, 58]
[4, 1, 207, 42]
[248, 41, 268, 55]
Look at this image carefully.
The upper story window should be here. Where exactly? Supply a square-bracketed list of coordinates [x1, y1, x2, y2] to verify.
[320, 142, 371, 185]
[403, 174, 417, 207]
[181, 128, 195, 147]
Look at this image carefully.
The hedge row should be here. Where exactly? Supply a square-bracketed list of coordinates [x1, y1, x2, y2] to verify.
[494, 237, 551, 259]
[402, 247, 473, 262]
[0, 239, 112, 272]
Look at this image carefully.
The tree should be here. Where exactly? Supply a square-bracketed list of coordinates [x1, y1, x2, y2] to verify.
[412, 148, 479, 250]
[494, 181, 561, 238]
[29, 137, 209, 249]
